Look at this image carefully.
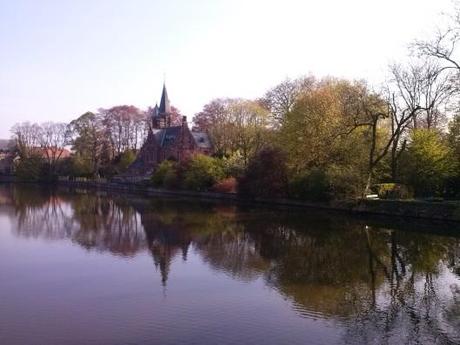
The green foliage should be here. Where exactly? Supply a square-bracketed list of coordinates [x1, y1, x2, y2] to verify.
[289, 168, 331, 201]
[447, 114, 460, 158]
[151, 160, 179, 188]
[221, 152, 246, 178]
[238, 147, 288, 198]
[183, 154, 225, 191]
[15, 155, 45, 181]
[70, 155, 94, 177]
[326, 164, 367, 199]
[115, 150, 136, 174]
[400, 129, 458, 197]
[373, 183, 412, 200]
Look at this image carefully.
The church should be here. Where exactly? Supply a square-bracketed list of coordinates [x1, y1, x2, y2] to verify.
[124, 84, 213, 178]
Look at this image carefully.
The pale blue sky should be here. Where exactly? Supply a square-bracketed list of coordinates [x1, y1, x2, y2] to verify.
[0, 0, 453, 138]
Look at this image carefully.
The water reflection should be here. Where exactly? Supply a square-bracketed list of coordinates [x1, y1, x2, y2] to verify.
[1, 184, 459, 344]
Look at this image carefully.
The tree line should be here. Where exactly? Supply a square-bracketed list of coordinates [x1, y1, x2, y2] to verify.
[9, 5, 460, 199]
[186, 7, 460, 199]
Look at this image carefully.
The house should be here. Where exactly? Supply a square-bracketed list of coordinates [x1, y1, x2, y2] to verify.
[0, 140, 15, 175]
[124, 84, 213, 178]
[31, 147, 72, 161]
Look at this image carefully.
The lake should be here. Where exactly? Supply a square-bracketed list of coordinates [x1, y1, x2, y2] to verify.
[0, 184, 459, 345]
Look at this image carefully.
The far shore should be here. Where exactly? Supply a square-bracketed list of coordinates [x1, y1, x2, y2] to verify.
[2, 176, 460, 223]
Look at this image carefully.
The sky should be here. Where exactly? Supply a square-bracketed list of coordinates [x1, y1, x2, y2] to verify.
[0, 0, 454, 138]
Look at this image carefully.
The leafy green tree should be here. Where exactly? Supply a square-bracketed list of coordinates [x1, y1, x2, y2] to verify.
[68, 112, 108, 177]
[448, 114, 460, 159]
[401, 129, 458, 196]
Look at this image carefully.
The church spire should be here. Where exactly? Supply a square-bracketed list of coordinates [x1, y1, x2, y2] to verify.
[159, 82, 171, 114]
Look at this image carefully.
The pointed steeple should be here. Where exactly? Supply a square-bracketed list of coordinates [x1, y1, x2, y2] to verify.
[159, 83, 171, 114]
[152, 103, 159, 117]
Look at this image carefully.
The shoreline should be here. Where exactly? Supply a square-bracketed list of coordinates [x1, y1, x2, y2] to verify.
[2, 178, 458, 223]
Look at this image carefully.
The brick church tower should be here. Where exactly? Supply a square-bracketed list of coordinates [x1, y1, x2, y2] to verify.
[121, 83, 213, 180]
[152, 83, 173, 129]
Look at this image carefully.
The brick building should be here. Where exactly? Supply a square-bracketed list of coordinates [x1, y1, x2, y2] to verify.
[125, 84, 213, 178]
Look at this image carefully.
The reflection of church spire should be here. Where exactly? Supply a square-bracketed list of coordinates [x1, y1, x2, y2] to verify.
[151, 243, 171, 286]
[182, 243, 190, 261]
[159, 255, 170, 286]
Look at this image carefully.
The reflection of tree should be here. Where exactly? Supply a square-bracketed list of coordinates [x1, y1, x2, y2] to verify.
[70, 194, 145, 256]
[13, 186, 74, 240]
[3, 185, 460, 343]
[195, 227, 269, 281]
[342, 229, 460, 344]
[243, 215, 389, 317]
[9, 186, 147, 257]
[208, 210, 460, 344]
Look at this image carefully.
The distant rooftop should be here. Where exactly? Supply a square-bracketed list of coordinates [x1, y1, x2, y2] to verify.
[0, 139, 13, 151]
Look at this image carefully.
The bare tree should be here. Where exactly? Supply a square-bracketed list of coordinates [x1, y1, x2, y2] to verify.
[101, 105, 148, 156]
[262, 76, 316, 126]
[10, 122, 41, 158]
[413, 5, 460, 75]
[193, 98, 270, 163]
[385, 61, 456, 179]
[38, 122, 69, 171]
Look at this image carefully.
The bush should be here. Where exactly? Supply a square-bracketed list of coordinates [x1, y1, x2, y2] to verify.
[151, 160, 179, 188]
[238, 147, 288, 198]
[221, 152, 245, 178]
[326, 164, 367, 199]
[183, 154, 225, 191]
[15, 155, 46, 181]
[373, 183, 412, 200]
[69, 155, 94, 178]
[289, 168, 331, 201]
[116, 150, 136, 174]
[211, 177, 238, 193]
[444, 175, 460, 199]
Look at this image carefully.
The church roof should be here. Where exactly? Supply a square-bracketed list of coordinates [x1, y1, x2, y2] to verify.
[158, 83, 171, 114]
[191, 132, 212, 149]
[153, 126, 182, 147]
[152, 127, 212, 150]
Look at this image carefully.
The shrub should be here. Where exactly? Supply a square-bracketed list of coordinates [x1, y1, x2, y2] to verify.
[211, 177, 238, 193]
[69, 155, 94, 178]
[15, 154, 46, 181]
[221, 152, 246, 178]
[326, 164, 367, 199]
[238, 147, 288, 198]
[183, 154, 225, 191]
[151, 160, 179, 188]
[116, 150, 136, 173]
[289, 168, 331, 201]
[373, 183, 412, 200]
[444, 175, 460, 199]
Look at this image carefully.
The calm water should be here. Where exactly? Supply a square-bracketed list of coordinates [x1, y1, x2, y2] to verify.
[0, 185, 459, 345]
